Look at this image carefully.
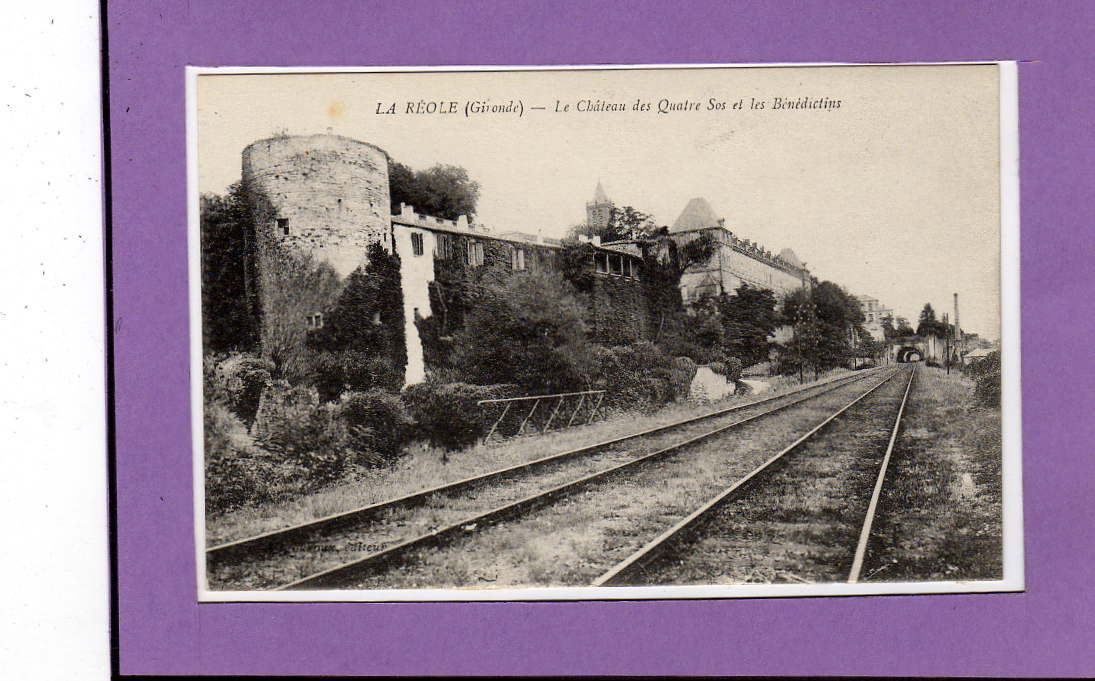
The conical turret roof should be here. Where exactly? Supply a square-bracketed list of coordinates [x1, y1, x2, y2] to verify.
[592, 180, 610, 204]
[672, 197, 721, 231]
[778, 248, 804, 268]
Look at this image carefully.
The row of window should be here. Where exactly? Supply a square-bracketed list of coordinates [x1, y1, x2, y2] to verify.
[305, 311, 386, 329]
[409, 231, 497, 269]
[286, 224, 637, 280]
[413, 232, 640, 278]
[594, 252, 640, 279]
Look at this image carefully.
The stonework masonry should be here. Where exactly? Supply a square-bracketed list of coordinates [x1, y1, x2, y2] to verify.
[243, 134, 391, 279]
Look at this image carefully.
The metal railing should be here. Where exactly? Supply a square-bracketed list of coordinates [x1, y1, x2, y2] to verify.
[477, 390, 606, 442]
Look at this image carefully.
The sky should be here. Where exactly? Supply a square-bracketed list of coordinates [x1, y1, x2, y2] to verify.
[197, 64, 1002, 340]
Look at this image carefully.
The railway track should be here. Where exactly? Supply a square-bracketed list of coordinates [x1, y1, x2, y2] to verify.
[594, 365, 916, 587]
[206, 366, 892, 591]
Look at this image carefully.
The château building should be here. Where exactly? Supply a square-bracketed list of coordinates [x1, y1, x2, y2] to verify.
[665, 197, 811, 304]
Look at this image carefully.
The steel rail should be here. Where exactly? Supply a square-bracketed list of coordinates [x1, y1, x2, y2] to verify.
[207, 367, 886, 566]
[592, 366, 908, 587]
[847, 364, 916, 583]
[274, 367, 899, 590]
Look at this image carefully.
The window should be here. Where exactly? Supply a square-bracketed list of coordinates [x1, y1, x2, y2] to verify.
[305, 312, 323, 329]
[372, 311, 382, 326]
[609, 254, 623, 276]
[466, 240, 484, 267]
[411, 232, 424, 256]
[594, 253, 607, 273]
[277, 217, 290, 236]
[512, 247, 526, 271]
[436, 234, 454, 259]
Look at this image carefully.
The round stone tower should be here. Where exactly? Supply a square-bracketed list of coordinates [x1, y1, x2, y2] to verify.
[241, 134, 393, 374]
[242, 133, 391, 278]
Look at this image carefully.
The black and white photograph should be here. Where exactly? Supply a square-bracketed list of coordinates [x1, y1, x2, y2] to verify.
[190, 63, 1020, 600]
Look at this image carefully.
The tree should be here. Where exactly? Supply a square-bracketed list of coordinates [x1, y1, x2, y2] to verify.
[447, 270, 597, 395]
[894, 316, 915, 337]
[779, 280, 865, 378]
[199, 182, 257, 351]
[568, 205, 661, 243]
[881, 313, 897, 340]
[389, 161, 480, 221]
[781, 287, 822, 381]
[642, 229, 718, 350]
[717, 284, 779, 368]
[306, 242, 407, 386]
[916, 303, 946, 337]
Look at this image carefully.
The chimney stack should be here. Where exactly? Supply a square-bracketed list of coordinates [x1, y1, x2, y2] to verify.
[953, 292, 961, 342]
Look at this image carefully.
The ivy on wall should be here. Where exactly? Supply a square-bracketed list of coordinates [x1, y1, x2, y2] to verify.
[306, 242, 407, 386]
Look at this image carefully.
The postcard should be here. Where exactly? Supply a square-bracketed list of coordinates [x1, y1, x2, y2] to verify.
[189, 63, 1020, 601]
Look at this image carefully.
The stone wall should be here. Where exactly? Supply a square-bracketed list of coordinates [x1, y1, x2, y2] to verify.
[243, 134, 391, 278]
[677, 227, 808, 304]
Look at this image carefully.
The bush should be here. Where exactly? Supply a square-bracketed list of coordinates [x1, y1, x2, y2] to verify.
[403, 381, 510, 456]
[964, 350, 1000, 379]
[309, 350, 403, 402]
[967, 351, 1001, 408]
[207, 353, 275, 425]
[593, 342, 689, 411]
[304, 242, 407, 385]
[707, 356, 743, 383]
[974, 372, 1001, 407]
[668, 356, 698, 398]
[203, 401, 279, 514]
[338, 390, 414, 465]
[446, 270, 597, 395]
[252, 381, 348, 484]
[724, 357, 744, 383]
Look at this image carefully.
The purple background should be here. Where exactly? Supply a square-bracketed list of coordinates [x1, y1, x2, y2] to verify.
[108, 1, 1095, 676]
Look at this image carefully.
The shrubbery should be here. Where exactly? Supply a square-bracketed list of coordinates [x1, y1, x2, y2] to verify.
[308, 350, 402, 402]
[708, 356, 743, 383]
[206, 353, 275, 425]
[593, 342, 693, 411]
[339, 389, 414, 465]
[445, 270, 596, 395]
[402, 381, 510, 456]
[203, 401, 281, 514]
[965, 351, 1001, 408]
[251, 381, 348, 485]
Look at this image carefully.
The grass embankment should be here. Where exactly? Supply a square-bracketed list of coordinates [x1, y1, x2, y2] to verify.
[205, 368, 859, 547]
[861, 365, 1003, 582]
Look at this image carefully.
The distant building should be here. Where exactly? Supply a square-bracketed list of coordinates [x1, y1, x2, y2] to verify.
[856, 295, 891, 341]
[585, 181, 614, 229]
